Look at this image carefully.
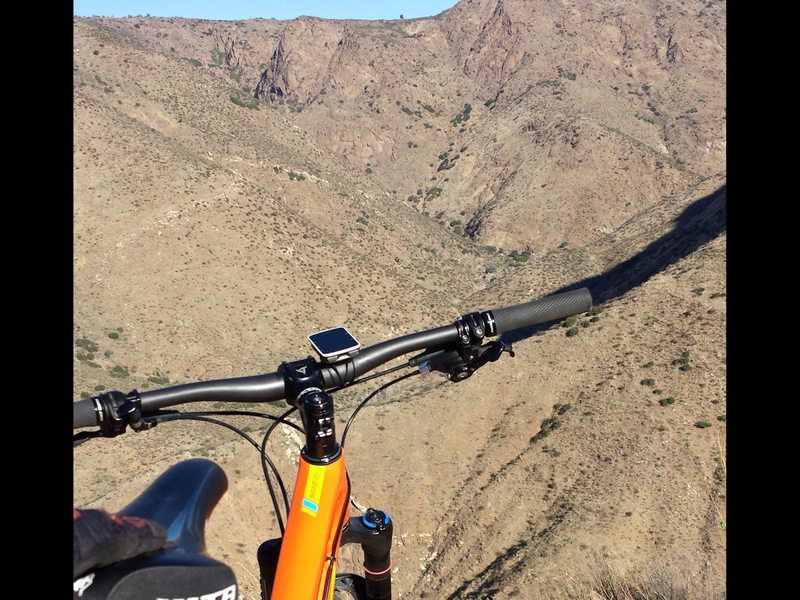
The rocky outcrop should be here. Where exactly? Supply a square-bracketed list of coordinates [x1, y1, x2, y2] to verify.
[254, 17, 344, 104]
[462, 1, 524, 90]
[437, 0, 523, 94]
[212, 29, 241, 69]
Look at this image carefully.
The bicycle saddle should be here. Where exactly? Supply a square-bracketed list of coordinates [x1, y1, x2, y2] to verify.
[73, 459, 237, 600]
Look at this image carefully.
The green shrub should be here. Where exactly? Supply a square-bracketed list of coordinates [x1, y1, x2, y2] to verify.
[695, 421, 712, 428]
[94, 384, 106, 391]
[108, 331, 119, 339]
[659, 397, 676, 406]
[588, 306, 604, 316]
[230, 92, 260, 110]
[209, 49, 225, 67]
[109, 365, 129, 379]
[717, 414, 726, 422]
[672, 352, 692, 371]
[641, 361, 654, 369]
[80, 392, 91, 399]
[148, 375, 169, 385]
[509, 250, 531, 263]
[558, 403, 572, 415]
[640, 378, 656, 387]
[563, 317, 577, 328]
[566, 327, 579, 337]
[76, 338, 99, 353]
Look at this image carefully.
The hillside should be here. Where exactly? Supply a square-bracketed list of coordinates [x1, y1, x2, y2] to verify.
[73, 1, 725, 598]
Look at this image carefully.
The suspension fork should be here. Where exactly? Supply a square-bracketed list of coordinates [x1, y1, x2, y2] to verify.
[340, 508, 394, 600]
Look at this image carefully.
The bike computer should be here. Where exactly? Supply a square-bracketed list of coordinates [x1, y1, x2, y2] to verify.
[308, 327, 361, 362]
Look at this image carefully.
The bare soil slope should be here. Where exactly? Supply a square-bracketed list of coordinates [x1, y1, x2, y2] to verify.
[73, 2, 725, 598]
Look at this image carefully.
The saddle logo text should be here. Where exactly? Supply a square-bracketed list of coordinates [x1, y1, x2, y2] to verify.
[73, 573, 95, 597]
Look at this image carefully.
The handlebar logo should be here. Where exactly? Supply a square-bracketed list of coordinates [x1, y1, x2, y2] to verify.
[155, 583, 236, 600]
[301, 465, 326, 517]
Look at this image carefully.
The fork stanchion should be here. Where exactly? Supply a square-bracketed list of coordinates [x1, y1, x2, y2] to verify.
[340, 509, 393, 600]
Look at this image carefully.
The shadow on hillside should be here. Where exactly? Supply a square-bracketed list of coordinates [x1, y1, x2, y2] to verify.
[500, 183, 727, 345]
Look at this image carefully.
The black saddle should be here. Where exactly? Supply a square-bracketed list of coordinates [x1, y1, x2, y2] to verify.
[73, 459, 237, 600]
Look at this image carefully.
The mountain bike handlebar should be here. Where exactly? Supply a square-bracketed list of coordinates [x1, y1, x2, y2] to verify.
[73, 287, 592, 600]
[73, 288, 592, 430]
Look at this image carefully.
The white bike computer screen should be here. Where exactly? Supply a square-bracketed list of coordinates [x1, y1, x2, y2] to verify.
[308, 327, 361, 362]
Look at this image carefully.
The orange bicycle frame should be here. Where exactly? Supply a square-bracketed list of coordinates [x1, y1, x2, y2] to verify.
[269, 448, 351, 600]
[261, 363, 394, 600]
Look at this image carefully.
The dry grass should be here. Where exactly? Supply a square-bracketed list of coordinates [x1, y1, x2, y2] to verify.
[704, 430, 727, 533]
[542, 553, 726, 600]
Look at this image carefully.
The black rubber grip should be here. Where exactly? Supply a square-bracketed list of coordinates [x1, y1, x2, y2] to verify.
[74, 398, 98, 429]
[490, 288, 592, 334]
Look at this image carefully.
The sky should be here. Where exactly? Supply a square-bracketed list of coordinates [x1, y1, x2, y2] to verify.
[72, 1, 461, 22]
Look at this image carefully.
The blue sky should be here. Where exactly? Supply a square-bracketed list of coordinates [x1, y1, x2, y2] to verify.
[73, 1, 461, 21]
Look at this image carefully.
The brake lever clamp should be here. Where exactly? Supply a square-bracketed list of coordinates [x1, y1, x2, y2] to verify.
[455, 311, 486, 347]
[412, 312, 512, 381]
[87, 390, 152, 438]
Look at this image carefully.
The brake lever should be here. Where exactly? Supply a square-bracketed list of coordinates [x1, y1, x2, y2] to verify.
[411, 341, 514, 381]
[478, 340, 515, 363]
[448, 341, 515, 381]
